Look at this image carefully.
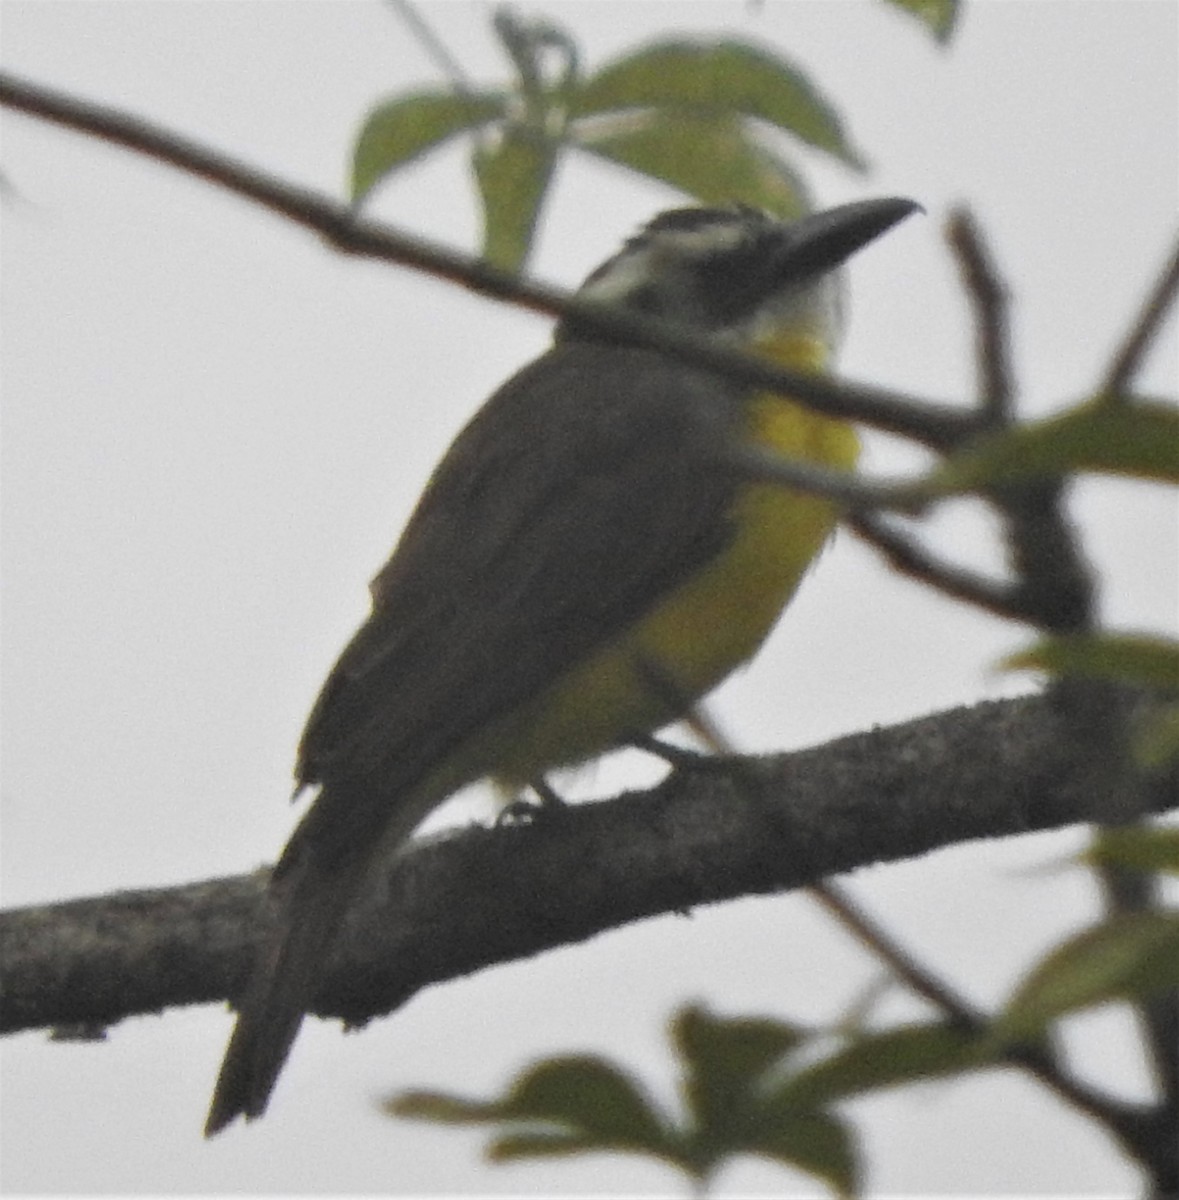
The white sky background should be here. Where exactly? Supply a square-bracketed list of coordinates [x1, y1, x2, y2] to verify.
[1, 0, 1176, 1194]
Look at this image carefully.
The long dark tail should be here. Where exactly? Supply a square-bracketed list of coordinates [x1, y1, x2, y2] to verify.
[204, 839, 363, 1137]
[205, 775, 439, 1135]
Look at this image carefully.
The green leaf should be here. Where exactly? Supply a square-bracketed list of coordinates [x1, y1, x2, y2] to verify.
[1086, 825, 1179, 876]
[781, 1024, 995, 1107]
[578, 109, 810, 218]
[386, 1089, 506, 1123]
[501, 1056, 673, 1152]
[672, 1005, 813, 1182]
[670, 1007, 857, 1192]
[389, 1013, 862, 1194]
[488, 1129, 610, 1162]
[1133, 704, 1179, 767]
[673, 1005, 808, 1083]
[743, 1108, 859, 1198]
[881, 0, 961, 44]
[1001, 633, 1179, 691]
[998, 911, 1179, 1042]
[571, 40, 866, 169]
[474, 124, 556, 271]
[389, 1055, 688, 1171]
[927, 398, 1179, 494]
[351, 91, 506, 203]
[674, 1005, 808, 1129]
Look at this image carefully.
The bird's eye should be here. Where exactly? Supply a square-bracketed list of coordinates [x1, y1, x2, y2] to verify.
[623, 282, 663, 315]
[693, 240, 779, 323]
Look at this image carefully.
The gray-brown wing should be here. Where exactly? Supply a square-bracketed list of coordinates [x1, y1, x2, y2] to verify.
[296, 341, 745, 812]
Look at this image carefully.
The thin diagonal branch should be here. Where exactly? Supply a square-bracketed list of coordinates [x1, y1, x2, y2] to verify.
[946, 208, 1094, 635]
[946, 207, 1015, 429]
[807, 880, 982, 1026]
[806, 878, 1164, 1163]
[387, 0, 476, 95]
[1101, 237, 1179, 397]
[726, 446, 925, 513]
[0, 68, 972, 449]
[848, 511, 1030, 621]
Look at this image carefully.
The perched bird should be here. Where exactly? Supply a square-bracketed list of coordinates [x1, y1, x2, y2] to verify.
[205, 196, 920, 1135]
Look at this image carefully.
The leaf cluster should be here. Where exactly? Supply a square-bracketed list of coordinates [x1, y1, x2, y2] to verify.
[352, 12, 868, 270]
[393, 898, 1179, 1198]
[390, 1005, 858, 1195]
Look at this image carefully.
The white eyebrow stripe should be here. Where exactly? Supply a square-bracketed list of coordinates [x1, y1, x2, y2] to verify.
[576, 245, 658, 304]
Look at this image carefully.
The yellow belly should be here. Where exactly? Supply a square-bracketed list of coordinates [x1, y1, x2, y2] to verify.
[491, 333, 858, 783]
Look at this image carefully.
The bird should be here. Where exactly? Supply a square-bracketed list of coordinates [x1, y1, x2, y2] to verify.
[205, 195, 920, 1135]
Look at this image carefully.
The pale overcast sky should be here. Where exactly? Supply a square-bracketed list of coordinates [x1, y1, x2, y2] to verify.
[2, 1, 1177, 1194]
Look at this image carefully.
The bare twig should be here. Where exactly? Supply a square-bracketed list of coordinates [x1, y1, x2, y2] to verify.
[387, 0, 476, 95]
[946, 207, 1015, 429]
[1101, 237, 1179, 397]
[807, 880, 982, 1026]
[0, 68, 971, 449]
[726, 445, 926, 513]
[848, 511, 1031, 622]
[946, 208, 1094, 634]
[806, 878, 1165, 1164]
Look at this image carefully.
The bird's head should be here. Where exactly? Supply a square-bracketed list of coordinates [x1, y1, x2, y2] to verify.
[560, 197, 920, 368]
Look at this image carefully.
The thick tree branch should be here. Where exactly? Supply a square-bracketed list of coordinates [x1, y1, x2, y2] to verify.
[0, 68, 972, 450]
[3, 691, 1174, 1039]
